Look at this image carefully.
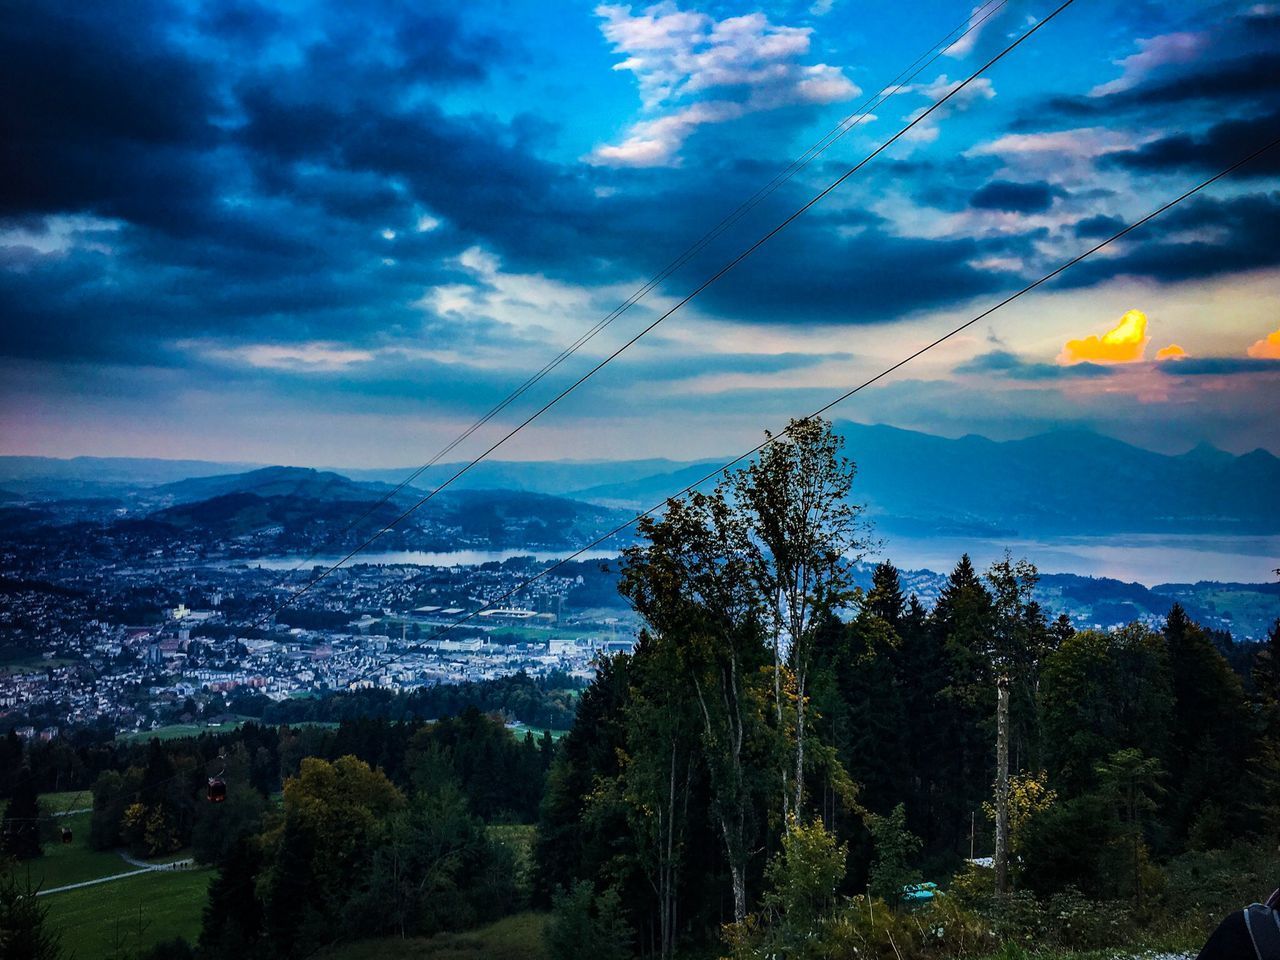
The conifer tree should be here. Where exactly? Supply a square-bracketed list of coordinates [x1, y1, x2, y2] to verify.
[2, 768, 42, 861]
[0, 871, 62, 960]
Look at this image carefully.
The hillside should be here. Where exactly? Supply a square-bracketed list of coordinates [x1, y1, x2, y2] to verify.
[155, 465, 394, 504]
[142, 485, 626, 549]
[7, 424, 1277, 540]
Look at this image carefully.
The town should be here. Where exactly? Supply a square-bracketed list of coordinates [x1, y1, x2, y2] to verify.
[1, 539, 638, 737]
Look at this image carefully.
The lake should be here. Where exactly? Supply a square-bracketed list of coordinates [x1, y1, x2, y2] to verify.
[877, 533, 1280, 587]
[240, 535, 1280, 587]
[241, 547, 623, 571]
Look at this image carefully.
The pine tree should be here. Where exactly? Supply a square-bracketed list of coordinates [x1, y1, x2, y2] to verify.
[929, 555, 995, 854]
[0, 871, 63, 960]
[1162, 604, 1255, 839]
[864, 561, 905, 630]
[199, 835, 265, 958]
[2, 767, 42, 861]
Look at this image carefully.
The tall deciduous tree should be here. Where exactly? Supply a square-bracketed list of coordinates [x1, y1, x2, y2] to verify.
[620, 490, 774, 922]
[732, 417, 866, 820]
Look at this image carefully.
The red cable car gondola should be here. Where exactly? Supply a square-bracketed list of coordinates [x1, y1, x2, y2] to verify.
[206, 752, 228, 803]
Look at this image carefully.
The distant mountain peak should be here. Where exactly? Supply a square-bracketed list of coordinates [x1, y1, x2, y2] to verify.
[1179, 440, 1232, 465]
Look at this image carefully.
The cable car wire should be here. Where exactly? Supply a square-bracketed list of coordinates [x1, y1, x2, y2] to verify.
[340, 132, 1280, 690]
[253, 0, 1077, 628]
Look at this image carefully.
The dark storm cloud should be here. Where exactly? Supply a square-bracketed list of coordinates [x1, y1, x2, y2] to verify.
[969, 180, 1063, 213]
[1057, 191, 1280, 289]
[687, 203, 1010, 325]
[1037, 51, 1280, 123]
[0, 2, 220, 228]
[1153, 357, 1280, 377]
[1073, 213, 1126, 238]
[1100, 110, 1280, 179]
[953, 350, 1115, 380]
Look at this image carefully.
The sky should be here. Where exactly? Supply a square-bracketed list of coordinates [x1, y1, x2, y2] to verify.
[2, 0, 1279, 467]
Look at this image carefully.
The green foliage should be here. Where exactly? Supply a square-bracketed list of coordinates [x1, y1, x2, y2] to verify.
[2, 769, 42, 861]
[545, 882, 631, 960]
[866, 804, 921, 909]
[0, 869, 64, 960]
[761, 816, 848, 940]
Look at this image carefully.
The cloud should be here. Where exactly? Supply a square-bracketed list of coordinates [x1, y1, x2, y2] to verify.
[1073, 213, 1126, 238]
[900, 74, 995, 145]
[1249, 327, 1280, 359]
[1058, 309, 1150, 365]
[589, 2, 858, 166]
[1101, 109, 1280, 179]
[955, 350, 1116, 380]
[969, 180, 1062, 213]
[1057, 193, 1280, 290]
[1088, 32, 1206, 98]
[1153, 357, 1280, 376]
[1155, 343, 1188, 361]
[943, 3, 1001, 59]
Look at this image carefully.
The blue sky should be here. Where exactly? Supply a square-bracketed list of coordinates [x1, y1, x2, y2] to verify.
[2, 0, 1278, 466]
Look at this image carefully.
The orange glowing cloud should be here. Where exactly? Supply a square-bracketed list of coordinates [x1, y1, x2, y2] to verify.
[1155, 343, 1188, 361]
[1058, 309, 1150, 365]
[1247, 327, 1280, 360]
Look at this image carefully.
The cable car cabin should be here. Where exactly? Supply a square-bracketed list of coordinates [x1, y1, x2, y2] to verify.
[61, 826, 73, 844]
[207, 778, 227, 803]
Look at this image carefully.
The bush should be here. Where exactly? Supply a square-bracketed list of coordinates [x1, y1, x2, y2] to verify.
[545, 881, 631, 960]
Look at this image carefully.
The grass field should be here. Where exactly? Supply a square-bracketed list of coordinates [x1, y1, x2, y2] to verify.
[42, 867, 213, 959]
[117, 720, 246, 743]
[28, 794, 193, 890]
[40, 790, 92, 814]
[507, 722, 569, 741]
[317, 911, 550, 960]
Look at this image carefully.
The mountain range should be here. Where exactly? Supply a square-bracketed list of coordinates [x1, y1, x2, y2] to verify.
[3, 422, 1278, 539]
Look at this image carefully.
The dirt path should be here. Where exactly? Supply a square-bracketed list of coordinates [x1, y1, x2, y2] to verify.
[35, 854, 194, 897]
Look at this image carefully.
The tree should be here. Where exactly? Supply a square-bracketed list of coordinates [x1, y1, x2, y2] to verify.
[929, 555, 995, 853]
[732, 417, 866, 820]
[262, 755, 404, 955]
[761, 816, 847, 942]
[620, 489, 777, 922]
[1040, 625, 1172, 798]
[865, 803, 921, 909]
[863, 562, 905, 631]
[546, 881, 632, 960]
[199, 835, 265, 959]
[1094, 748, 1164, 907]
[981, 770, 1056, 861]
[2, 769, 42, 861]
[1162, 604, 1254, 838]
[613, 631, 698, 960]
[0, 871, 62, 960]
[986, 554, 1052, 771]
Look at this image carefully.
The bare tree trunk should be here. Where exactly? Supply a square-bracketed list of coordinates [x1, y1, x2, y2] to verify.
[794, 665, 807, 815]
[995, 675, 1010, 896]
